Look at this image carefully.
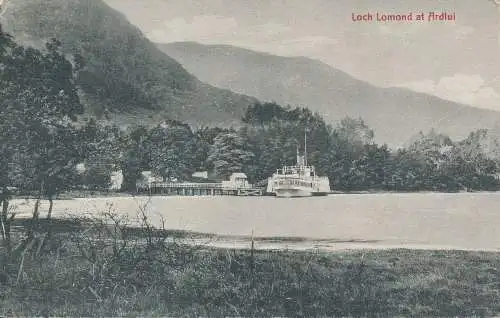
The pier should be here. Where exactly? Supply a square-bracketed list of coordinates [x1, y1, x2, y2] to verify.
[139, 182, 263, 196]
[137, 173, 263, 196]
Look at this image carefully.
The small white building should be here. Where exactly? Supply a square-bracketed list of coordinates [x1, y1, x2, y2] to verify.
[135, 171, 163, 189]
[192, 171, 209, 179]
[75, 163, 86, 174]
[140, 171, 159, 183]
[110, 170, 123, 190]
[222, 172, 252, 189]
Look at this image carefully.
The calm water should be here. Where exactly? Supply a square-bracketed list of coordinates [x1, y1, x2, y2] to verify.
[12, 192, 500, 250]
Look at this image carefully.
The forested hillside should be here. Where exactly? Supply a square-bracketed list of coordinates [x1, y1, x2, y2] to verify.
[1, 0, 256, 126]
[159, 42, 500, 146]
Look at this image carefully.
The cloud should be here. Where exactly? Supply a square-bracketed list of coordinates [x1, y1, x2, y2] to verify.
[454, 25, 474, 39]
[398, 74, 500, 111]
[378, 23, 428, 37]
[378, 21, 474, 40]
[247, 23, 292, 37]
[281, 35, 338, 46]
[146, 16, 294, 45]
[147, 15, 238, 43]
[272, 35, 338, 55]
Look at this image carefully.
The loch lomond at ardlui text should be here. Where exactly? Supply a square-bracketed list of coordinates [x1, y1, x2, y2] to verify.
[352, 11, 456, 22]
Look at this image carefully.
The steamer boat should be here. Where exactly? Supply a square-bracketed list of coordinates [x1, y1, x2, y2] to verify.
[266, 131, 330, 197]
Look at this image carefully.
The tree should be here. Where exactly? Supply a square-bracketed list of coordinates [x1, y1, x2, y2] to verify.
[78, 119, 122, 190]
[241, 121, 301, 182]
[146, 122, 199, 181]
[241, 102, 286, 125]
[324, 118, 377, 191]
[350, 144, 391, 189]
[120, 125, 149, 191]
[449, 130, 499, 190]
[0, 27, 84, 237]
[335, 117, 374, 149]
[0, 24, 17, 248]
[194, 126, 234, 171]
[207, 132, 255, 179]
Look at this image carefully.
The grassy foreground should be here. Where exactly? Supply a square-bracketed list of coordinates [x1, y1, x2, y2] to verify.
[1, 218, 500, 317]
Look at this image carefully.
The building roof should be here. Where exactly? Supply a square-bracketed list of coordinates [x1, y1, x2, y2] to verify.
[230, 172, 247, 178]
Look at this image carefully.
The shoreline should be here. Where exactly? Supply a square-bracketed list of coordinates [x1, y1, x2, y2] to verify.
[9, 188, 500, 201]
[8, 217, 500, 253]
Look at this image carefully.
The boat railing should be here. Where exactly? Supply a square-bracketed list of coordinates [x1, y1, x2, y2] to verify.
[276, 165, 317, 176]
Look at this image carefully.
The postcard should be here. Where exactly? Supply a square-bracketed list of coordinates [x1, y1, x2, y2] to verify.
[1, 0, 499, 316]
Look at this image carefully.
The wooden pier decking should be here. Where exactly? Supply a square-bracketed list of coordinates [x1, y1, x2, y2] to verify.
[138, 182, 263, 196]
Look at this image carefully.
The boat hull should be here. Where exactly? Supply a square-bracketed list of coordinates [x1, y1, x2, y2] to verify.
[311, 192, 329, 196]
[274, 187, 313, 198]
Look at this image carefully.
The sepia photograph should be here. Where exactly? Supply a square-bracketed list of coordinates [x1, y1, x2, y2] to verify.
[1, 0, 500, 316]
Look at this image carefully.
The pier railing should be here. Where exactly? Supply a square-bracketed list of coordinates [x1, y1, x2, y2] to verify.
[150, 182, 223, 189]
[140, 181, 263, 196]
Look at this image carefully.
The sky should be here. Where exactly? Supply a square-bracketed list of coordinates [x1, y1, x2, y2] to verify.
[104, 0, 500, 111]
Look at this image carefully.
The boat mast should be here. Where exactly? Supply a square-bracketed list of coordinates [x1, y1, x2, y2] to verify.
[304, 128, 308, 166]
[296, 145, 300, 165]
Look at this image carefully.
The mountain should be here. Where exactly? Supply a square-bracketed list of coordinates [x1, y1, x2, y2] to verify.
[158, 42, 500, 146]
[0, 0, 257, 127]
